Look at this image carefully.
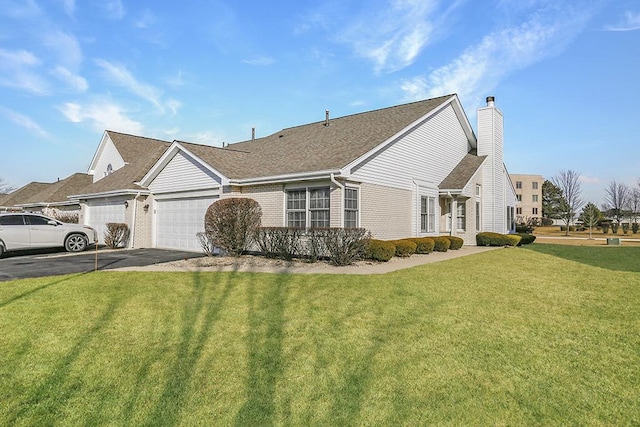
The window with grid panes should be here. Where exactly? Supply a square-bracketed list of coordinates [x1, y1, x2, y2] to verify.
[457, 202, 466, 230]
[309, 187, 330, 228]
[286, 189, 306, 228]
[344, 188, 358, 228]
[420, 196, 436, 232]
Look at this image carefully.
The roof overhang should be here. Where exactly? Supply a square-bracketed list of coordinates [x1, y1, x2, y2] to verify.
[68, 189, 150, 200]
[228, 169, 343, 186]
[16, 200, 80, 208]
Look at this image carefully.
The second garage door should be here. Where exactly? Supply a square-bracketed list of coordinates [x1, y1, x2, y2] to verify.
[155, 197, 218, 252]
[86, 200, 127, 245]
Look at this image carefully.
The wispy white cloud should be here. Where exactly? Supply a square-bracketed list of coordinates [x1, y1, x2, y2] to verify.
[165, 99, 182, 116]
[337, 0, 439, 73]
[95, 59, 164, 110]
[60, 0, 75, 16]
[401, 5, 595, 103]
[59, 101, 143, 134]
[184, 131, 224, 146]
[242, 56, 275, 66]
[0, 106, 49, 137]
[103, 0, 125, 20]
[42, 29, 83, 69]
[604, 10, 640, 31]
[135, 9, 155, 28]
[0, 48, 49, 95]
[51, 66, 88, 92]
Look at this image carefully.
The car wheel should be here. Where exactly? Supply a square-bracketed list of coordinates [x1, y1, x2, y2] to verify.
[0, 243, 4, 258]
[65, 234, 87, 252]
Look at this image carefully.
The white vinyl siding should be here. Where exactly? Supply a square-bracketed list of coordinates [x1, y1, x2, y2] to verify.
[149, 151, 221, 194]
[92, 137, 125, 183]
[155, 196, 217, 252]
[477, 104, 505, 233]
[350, 104, 469, 191]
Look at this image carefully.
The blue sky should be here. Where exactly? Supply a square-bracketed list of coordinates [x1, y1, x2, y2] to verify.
[1, 0, 639, 205]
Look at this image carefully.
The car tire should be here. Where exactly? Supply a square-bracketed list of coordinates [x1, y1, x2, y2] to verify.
[0, 242, 5, 258]
[65, 234, 87, 252]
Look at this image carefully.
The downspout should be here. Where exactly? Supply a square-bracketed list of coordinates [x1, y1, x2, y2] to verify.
[129, 192, 141, 248]
[413, 180, 420, 236]
[330, 173, 344, 227]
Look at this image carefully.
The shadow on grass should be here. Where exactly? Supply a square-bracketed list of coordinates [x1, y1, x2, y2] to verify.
[234, 272, 289, 426]
[525, 244, 640, 273]
[0, 273, 87, 308]
[144, 271, 236, 426]
[8, 298, 119, 424]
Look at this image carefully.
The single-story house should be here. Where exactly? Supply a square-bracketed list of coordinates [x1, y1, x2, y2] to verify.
[68, 94, 516, 250]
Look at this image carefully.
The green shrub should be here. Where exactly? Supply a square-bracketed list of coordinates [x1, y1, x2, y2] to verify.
[622, 223, 629, 234]
[516, 233, 536, 245]
[407, 237, 434, 254]
[633, 223, 639, 234]
[601, 223, 610, 234]
[390, 240, 417, 257]
[476, 232, 520, 247]
[322, 228, 370, 266]
[366, 239, 396, 262]
[442, 235, 463, 250]
[432, 236, 451, 252]
[611, 223, 619, 233]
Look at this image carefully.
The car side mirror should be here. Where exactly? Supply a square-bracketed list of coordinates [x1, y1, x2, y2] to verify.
[47, 220, 58, 226]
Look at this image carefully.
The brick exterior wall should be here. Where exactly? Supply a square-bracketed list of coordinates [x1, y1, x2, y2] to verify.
[360, 182, 412, 240]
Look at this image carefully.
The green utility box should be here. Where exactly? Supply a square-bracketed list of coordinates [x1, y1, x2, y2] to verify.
[607, 238, 620, 245]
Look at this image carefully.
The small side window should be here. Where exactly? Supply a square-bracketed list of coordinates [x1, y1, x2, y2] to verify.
[0, 215, 25, 226]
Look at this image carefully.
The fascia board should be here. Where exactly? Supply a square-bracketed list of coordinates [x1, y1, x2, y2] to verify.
[68, 189, 150, 200]
[229, 169, 342, 186]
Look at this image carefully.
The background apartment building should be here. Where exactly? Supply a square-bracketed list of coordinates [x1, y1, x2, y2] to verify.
[510, 174, 544, 224]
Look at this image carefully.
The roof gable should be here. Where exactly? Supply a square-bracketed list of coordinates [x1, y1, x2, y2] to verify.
[0, 182, 52, 207]
[17, 173, 93, 207]
[439, 154, 487, 192]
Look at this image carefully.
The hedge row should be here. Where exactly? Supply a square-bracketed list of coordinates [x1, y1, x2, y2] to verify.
[366, 235, 463, 262]
[475, 232, 537, 247]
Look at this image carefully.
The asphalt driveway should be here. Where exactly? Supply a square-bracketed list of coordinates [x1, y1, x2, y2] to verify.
[0, 248, 203, 282]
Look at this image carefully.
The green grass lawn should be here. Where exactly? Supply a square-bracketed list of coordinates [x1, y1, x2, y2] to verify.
[1, 246, 639, 425]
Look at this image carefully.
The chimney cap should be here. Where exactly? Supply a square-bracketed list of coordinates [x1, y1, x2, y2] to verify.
[486, 96, 495, 106]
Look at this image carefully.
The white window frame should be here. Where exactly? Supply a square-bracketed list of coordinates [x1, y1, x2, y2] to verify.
[420, 196, 436, 233]
[456, 202, 466, 231]
[285, 186, 330, 228]
[344, 187, 359, 228]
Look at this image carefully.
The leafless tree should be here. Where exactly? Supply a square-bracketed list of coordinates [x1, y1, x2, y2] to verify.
[603, 181, 630, 225]
[551, 170, 583, 235]
[0, 177, 15, 194]
[629, 186, 640, 225]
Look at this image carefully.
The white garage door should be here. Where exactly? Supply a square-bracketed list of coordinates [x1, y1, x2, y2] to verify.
[156, 197, 217, 252]
[86, 201, 126, 244]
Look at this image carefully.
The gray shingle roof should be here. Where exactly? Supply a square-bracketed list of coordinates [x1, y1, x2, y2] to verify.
[1, 182, 52, 207]
[77, 131, 172, 195]
[18, 173, 93, 206]
[179, 94, 456, 180]
[439, 154, 487, 191]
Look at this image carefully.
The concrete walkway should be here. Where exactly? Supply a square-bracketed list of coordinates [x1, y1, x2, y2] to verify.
[115, 246, 500, 275]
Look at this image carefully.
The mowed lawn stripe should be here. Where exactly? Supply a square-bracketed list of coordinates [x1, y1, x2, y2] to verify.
[1, 247, 639, 425]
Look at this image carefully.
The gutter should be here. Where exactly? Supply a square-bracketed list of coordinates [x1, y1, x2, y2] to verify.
[68, 189, 151, 200]
[228, 169, 342, 186]
[330, 173, 344, 226]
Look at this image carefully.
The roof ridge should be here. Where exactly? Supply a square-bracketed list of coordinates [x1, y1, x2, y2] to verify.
[176, 140, 251, 154]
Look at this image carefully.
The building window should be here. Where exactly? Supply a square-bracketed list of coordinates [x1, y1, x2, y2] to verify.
[476, 201, 481, 231]
[516, 207, 522, 215]
[476, 184, 481, 197]
[286, 189, 306, 228]
[420, 196, 436, 232]
[532, 207, 538, 215]
[532, 181, 538, 190]
[456, 202, 466, 231]
[344, 188, 358, 228]
[309, 187, 330, 228]
[532, 194, 538, 202]
[516, 194, 522, 202]
[516, 181, 522, 189]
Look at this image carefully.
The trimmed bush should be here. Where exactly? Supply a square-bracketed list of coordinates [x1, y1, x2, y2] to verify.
[204, 198, 262, 257]
[389, 240, 417, 257]
[632, 223, 639, 234]
[442, 235, 463, 250]
[407, 237, 435, 254]
[601, 223, 610, 234]
[366, 239, 396, 262]
[476, 232, 520, 247]
[196, 231, 216, 256]
[432, 236, 451, 252]
[104, 223, 130, 249]
[516, 233, 536, 245]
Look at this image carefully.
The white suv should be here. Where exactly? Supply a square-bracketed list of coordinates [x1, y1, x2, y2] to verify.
[0, 213, 97, 257]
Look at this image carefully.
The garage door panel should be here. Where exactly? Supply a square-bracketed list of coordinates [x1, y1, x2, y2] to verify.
[156, 197, 217, 252]
[86, 201, 126, 245]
